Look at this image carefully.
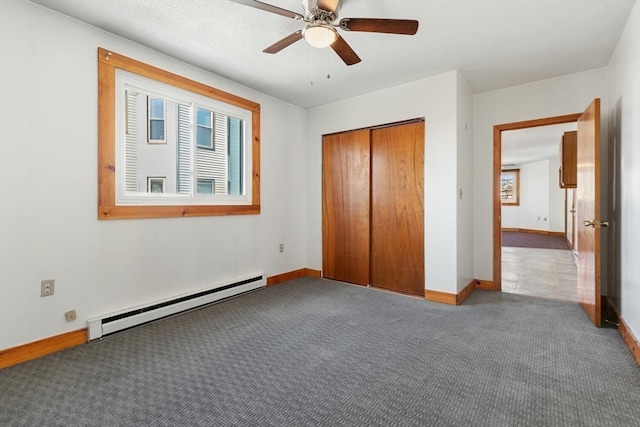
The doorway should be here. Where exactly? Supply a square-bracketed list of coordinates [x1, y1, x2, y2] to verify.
[500, 123, 578, 302]
[493, 99, 604, 328]
[492, 113, 582, 294]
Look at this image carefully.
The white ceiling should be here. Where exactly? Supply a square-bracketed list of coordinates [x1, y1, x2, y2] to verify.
[29, 0, 635, 110]
[502, 123, 577, 166]
[25, 0, 635, 165]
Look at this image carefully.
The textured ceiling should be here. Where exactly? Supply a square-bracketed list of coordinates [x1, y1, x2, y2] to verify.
[28, 0, 636, 109]
[25, 0, 636, 165]
[502, 123, 577, 166]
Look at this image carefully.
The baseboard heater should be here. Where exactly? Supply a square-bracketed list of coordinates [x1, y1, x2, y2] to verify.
[87, 275, 265, 341]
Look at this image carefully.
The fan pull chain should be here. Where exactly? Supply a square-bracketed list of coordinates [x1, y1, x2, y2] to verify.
[309, 47, 314, 86]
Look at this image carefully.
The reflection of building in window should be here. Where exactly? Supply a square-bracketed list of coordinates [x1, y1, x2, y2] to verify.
[147, 98, 165, 143]
[197, 179, 215, 194]
[147, 177, 166, 193]
[196, 108, 213, 149]
[124, 90, 243, 196]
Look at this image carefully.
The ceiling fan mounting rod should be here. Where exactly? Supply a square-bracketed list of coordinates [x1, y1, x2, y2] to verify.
[304, 8, 337, 24]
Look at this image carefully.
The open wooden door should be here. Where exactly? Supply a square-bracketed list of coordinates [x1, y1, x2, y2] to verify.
[576, 98, 605, 326]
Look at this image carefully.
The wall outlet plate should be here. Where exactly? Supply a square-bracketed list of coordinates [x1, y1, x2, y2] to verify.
[40, 279, 55, 297]
[65, 310, 77, 322]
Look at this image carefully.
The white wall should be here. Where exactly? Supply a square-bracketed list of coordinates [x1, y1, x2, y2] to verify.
[0, 1, 308, 349]
[456, 73, 475, 291]
[473, 68, 608, 282]
[502, 160, 550, 230]
[548, 155, 565, 232]
[306, 71, 462, 294]
[607, 0, 640, 340]
[501, 158, 564, 232]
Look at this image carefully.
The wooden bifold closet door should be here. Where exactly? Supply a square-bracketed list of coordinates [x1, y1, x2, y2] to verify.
[322, 120, 424, 296]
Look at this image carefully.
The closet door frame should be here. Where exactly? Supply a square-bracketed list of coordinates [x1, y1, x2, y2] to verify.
[322, 118, 425, 296]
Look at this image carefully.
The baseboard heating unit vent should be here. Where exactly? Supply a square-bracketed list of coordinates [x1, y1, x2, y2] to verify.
[87, 275, 265, 341]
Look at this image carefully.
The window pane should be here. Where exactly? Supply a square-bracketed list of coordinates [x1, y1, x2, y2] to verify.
[149, 98, 164, 119]
[197, 179, 214, 194]
[150, 120, 165, 140]
[148, 178, 165, 193]
[197, 126, 212, 148]
[228, 117, 243, 195]
[196, 108, 212, 127]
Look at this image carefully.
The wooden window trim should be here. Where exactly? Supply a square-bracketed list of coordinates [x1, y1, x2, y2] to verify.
[98, 47, 260, 220]
[500, 168, 520, 206]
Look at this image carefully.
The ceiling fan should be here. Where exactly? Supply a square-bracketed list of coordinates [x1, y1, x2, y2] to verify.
[229, 0, 419, 65]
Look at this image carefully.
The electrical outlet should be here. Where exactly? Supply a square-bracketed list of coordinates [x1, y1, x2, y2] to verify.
[279, 243, 284, 253]
[40, 279, 55, 297]
[65, 310, 77, 322]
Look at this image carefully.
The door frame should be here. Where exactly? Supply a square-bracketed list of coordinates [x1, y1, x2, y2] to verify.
[492, 113, 582, 290]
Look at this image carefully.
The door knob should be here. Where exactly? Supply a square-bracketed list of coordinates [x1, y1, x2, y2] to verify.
[583, 219, 609, 228]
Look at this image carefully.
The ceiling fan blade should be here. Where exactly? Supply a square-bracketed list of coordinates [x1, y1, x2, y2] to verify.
[330, 35, 361, 66]
[229, 0, 304, 20]
[263, 30, 304, 54]
[339, 18, 419, 35]
[317, 0, 342, 13]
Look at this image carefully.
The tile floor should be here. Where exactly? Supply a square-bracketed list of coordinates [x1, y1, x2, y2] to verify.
[501, 246, 578, 302]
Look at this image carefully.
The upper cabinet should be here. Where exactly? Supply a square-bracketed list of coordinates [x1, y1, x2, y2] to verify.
[559, 130, 577, 188]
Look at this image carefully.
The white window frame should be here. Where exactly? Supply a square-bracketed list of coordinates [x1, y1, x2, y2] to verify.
[114, 69, 253, 207]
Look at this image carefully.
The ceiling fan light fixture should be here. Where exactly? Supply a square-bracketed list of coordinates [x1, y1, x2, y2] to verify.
[303, 23, 338, 48]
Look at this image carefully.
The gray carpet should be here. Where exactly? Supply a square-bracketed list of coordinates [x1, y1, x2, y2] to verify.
[1, 277, 639, 426]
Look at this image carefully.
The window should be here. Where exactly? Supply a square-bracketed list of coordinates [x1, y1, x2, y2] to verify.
[196, 107, 214, 149]
[197, 179, 215, 194]
[501, 169, 520, 206]
[147, 177, 166, 193]
[98, 48, 261, 220]
[148, 97, 166, 143]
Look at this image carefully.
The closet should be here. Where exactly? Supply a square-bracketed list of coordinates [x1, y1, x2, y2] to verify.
[322, 120, 424, 296]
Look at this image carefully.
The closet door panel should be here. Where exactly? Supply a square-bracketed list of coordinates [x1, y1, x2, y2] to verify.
[370, 122, 424, 295]
[322, 129, 371, 285]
